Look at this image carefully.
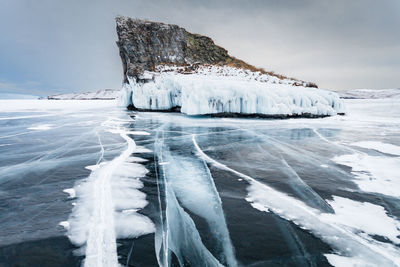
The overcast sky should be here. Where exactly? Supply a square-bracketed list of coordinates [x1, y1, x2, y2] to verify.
[0, 0, 399, 96]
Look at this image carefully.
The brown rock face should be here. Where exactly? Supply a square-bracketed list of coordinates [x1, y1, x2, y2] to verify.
[116, 16, 232, 82]
[116, 16, 318, 88]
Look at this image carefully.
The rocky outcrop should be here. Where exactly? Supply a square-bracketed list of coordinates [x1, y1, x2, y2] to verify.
[115, 16, 317, 88]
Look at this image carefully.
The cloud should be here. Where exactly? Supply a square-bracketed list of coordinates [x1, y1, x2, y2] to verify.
[0, 0, 399, 94]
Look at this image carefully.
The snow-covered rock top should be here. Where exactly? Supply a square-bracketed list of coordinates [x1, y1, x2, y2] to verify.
[338, 89, 400, 99]
[151, 65, 312, 87]
[115, 16, 316, 88]
[48, 89, 119, 100]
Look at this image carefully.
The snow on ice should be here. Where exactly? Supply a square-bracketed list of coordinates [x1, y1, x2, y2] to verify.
[193, 135, 400, 267]
[333, 153, 400, 198]
[66, 117, 155, 267]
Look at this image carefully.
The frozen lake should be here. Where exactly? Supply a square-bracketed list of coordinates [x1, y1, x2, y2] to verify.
[0, 98, 399, 266]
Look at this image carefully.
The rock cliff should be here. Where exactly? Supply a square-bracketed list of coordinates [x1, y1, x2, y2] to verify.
[114, 17, 345, 117]
[115, 16, 317, 88]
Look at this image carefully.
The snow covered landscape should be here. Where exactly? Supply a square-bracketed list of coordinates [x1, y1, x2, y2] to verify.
[1, 2, 399, 266]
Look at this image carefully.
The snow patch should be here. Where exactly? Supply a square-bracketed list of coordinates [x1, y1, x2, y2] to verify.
[333, 153, 400, 198]
[126, 131, 151, 136]
[325, 254, 371, 267]
[322, 196, 400, 244]
[108, 129, 150, 136]
[59, 221, 70, 230]
[135, 146, 152, 153]
[126, 156, 148, 163]
[85, 162, 107, 171]
[352, 141, 400, 156]
[63, 188, 76, 198]
[28, 124, 53, 131]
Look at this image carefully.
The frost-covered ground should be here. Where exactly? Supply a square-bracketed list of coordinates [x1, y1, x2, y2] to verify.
[0, 98, 399, 267]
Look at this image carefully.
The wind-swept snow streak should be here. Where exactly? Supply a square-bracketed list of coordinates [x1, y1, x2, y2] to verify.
[66, 119, 154, 267]
[192, 135, 400, 266]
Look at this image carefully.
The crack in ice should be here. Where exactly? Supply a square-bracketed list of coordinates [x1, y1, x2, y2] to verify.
[192, 134, 400, 266]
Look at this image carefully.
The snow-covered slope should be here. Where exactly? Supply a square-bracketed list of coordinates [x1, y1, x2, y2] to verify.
[119, 65, 345, 117]
[338, 89, 400, 99]
[48, 89, 119, 100]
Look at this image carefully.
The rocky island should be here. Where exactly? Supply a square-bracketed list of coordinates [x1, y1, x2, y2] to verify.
[116, 16, 344, 117]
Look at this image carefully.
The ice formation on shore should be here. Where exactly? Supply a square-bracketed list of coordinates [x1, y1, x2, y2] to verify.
[119, 65, 345, 117]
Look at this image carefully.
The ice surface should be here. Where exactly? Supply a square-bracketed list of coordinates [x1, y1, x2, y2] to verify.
[120, 66, 345, 116]
[1, 98, 399, 266]
[193, 135, 400, 266]
[154, 134, 236, 266]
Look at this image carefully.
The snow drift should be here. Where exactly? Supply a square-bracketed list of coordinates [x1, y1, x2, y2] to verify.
[48, 89, 119, 100]
[119, 66, 345, 117]
[338, 88, 400, 99]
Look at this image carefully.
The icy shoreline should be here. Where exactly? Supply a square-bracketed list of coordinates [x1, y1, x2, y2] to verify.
[119, 66, 345, 118]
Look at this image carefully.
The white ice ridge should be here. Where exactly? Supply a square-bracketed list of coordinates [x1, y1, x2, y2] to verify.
[66, 119, 154, 267]
[118, 65, 345, 116]
[192, 135, 400, 266]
